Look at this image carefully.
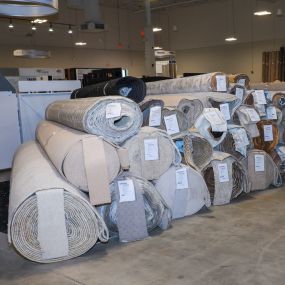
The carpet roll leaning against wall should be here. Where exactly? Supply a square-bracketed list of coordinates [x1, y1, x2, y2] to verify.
[8, 141, 109, 263]
[46, 97, 143, 144]
[36, 120, 129, 205]
[71, 76, 147, 104]
[146, 72, 229, 95]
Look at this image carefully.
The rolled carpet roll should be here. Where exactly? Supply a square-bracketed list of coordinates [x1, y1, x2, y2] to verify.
[246, 149, 282, 191]
[194, 108, 228, 148]
[97, 172, 171, 241]
[139, 98, 164, 127]
[154, 165, 211, 219]
[122, 127, 181, 180]
[268, 147, 285, 184]
[250, 81, 285, 91]
[8, 141, 109, 263]
[229, 84, 247, 102]
[71, 76, 146, 103]
[229, 73, 250, 89]
[252, 120, 279, 153]
[270, 92, 285, 109]
[202, 151, 250, 205]
[219, 124, 252, 160]
[46, 96, 143, 145]
[146, 72, 229, 95]
[234, 105, 261, 138]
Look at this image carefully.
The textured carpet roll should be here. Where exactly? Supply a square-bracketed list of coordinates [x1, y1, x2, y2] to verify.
[250, 81, 285, 91]
[9, 141, 108, 263]
[229, 74, 250, 89]
[139, 99, 164, 127]
[146, 72, 229, 95]
[97, 172, 171, 240]
[122, 127, 181, 180]
[202, 152, 249, 205]
[268, 148, 285, 183]
[270, 92, 285, 109]
[229, 84, 246, 101]
[36, 121, 128, 205]
[252, 120, 279, 153]
[46, 97, 143, 144]
[155, 165, 211, 219]
[246, 149, 282, 191]
[71, 76, 146, 103]
[194, 108, 227, 148]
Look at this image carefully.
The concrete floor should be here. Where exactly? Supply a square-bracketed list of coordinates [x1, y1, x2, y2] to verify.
[1, 188, 285, 285]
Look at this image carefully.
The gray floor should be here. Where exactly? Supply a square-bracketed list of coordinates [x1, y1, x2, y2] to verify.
[1, 188, 285, 285]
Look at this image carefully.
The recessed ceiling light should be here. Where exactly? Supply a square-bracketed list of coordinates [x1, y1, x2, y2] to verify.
[31, 19, 48, 24]
[254, 10, 272, 16]
[225, 36, 237, 42]
[153, 27, 162, 32]
[75, 42, 87, 46]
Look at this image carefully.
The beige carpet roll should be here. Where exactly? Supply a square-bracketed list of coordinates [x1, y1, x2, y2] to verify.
[202, 151, 250, 206]
[229, 73, 250, 89]
[246, 149, 282, 191]
[194, 108, 228, 148]
[250, 81, 285, 91]
[229, 84, 247, 102]
[8, 141, 109, 263]
[46, 96, 143, 144]
[154, 165, 211, 219]
[36, 120, 129, 205]
[146, 72, 229, 95]
[122, 127, 181, 180]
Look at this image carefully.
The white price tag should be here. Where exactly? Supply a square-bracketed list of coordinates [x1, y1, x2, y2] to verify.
[144, 138, 159, 161]
[266, 106, 277, 120]
[176, 168, 189, 190]
[219, 103, 231, 121]
[204, 108, 227, 132]
[245, 108, 260, 122]
[149, 106, 161, 127]
[264, 125, 273, 142]
[217, 163, 229, 183]
[216, 75, 227, 92]
[235, 88, 244, 101]
[164, 114, 180, 135]
[106, 103, 121, 119]
[254, 154, 265, 172]
[254, 90, 267, 105]
[237, 78, 246, 86]
[118, 179, 136, 202]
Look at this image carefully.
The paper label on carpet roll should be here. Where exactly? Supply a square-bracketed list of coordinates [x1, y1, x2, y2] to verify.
[144, 138, 159, 161]
[245, 108, 260, 122]
[264, 125, 273, 142]
[237, 78, 246, 86]
[106, 103, 121, 119]
[149, 106, 161, 127]
[217, 163, 230, 183]
[164, 114, 180, 135]
[219, 103, 231, 121]
[255, 154, 265, 172]
[204, 108, 227, 132]
[235, 88, 244, 101]
[118, 179, 136, 202]
[253, 90, 267, 105]
[176, 168, 189, 189]
[216, 75, 227, 92]
[266, 106, 277, 120]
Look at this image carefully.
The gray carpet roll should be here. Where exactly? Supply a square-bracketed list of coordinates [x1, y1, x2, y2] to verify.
[36, 120, 129, 205]
[154, 165, 211, 219]
[122, 127, 181, 180]
[46, 96, 143, 144]
[8, 141, 109, 263]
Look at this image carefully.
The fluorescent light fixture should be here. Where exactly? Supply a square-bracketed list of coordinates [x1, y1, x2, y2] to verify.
[68, 25, 73, 34]
[225, 36, 237, 42]
[8, 19, 13, 29]
[153, 27, 162, 32]
[75, 42, 87, 46]
[31, 23, 37, 31]
[31, 19, 47, 24]
[254, 10, 272, 16]
[154, 46, 163, 50]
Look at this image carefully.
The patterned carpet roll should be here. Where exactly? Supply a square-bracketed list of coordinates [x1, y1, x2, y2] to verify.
[46, 96, 143, 144]
[9, 141, 108, 263]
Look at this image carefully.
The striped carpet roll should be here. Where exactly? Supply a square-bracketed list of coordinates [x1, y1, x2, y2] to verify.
[146, 72, 229, 95]
[46, 96, 143, 145]
[9, 141, 108, 263]
[71, 76, 146, 104]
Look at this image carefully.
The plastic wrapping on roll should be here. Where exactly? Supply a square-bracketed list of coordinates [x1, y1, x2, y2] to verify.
[8, 141, 108, 263]
[46, 96, 143, 144]
[71, 76, 146, 103]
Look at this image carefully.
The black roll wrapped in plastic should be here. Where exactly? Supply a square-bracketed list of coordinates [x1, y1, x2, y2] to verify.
[71, 76, 146, 103]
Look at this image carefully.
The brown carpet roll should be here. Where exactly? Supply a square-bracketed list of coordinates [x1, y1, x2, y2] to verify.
[271, 92, 285, 109]
[229, 74, 250, 89]
[252, 120, 279, 153]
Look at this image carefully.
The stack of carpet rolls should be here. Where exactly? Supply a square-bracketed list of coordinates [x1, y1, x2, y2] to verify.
[8, 72, 285, 263]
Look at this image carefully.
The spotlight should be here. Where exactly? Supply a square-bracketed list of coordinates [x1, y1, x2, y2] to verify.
[75, 42, 87, 46]
[68, 25, 73, 34]
[254, 10, 272, 16]
[48, 23, 54, 32]
[8, 18, 14, 29]
[31, 23, 37, 31]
